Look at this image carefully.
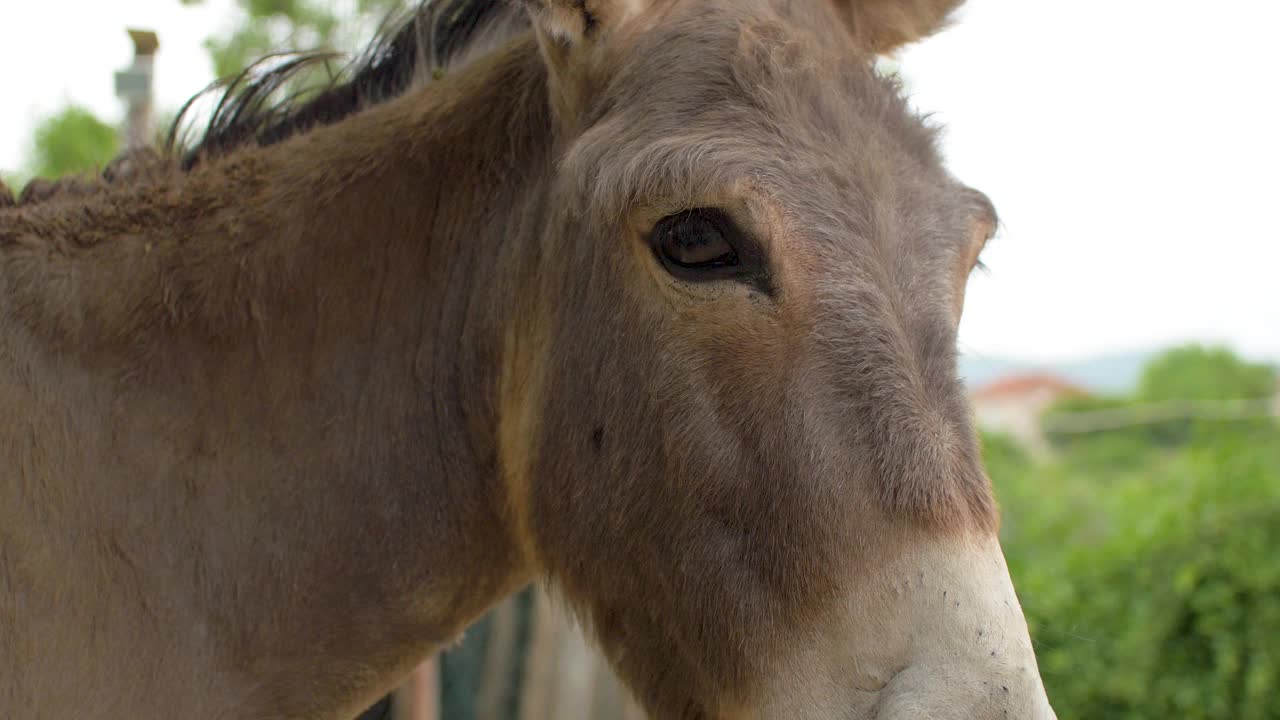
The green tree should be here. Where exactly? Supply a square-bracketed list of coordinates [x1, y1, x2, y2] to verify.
[180, 0, 404, 79]
[1138, 344, 1276, 402]
[27, 105, 119, 180]
[1044, 345, 1277, 455]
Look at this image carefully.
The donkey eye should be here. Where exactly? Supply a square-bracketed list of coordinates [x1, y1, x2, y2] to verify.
[651, 209, 740, 277]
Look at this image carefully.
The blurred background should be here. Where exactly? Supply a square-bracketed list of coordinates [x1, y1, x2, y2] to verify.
[3, 1, 1276, 718]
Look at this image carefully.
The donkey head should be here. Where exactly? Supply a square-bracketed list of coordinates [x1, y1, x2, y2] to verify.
[502, 1, 1055, 717]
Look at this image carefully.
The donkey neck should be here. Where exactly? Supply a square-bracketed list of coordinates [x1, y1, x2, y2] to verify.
[0, 36, 553, 719]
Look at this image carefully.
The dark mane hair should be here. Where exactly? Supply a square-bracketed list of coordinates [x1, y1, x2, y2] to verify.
[3, 0, 526, 207]
[174, 0, 524, 168]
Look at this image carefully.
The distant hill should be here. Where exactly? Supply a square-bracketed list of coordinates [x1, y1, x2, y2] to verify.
[959, 351, 1157, 394]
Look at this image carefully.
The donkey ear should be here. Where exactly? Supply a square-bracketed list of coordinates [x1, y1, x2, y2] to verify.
[830, 0, 964, 55]
[519, 0, 650, 125]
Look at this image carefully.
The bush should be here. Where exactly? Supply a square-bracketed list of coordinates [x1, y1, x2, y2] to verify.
[989, 426, 1280, 719]
[1043, 343, 1278, 460]
[28, 105, 118, 180]
[1138, 345, 1276, 404]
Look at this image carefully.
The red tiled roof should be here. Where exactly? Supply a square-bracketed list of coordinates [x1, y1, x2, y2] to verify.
[970, 372, 1090, 400]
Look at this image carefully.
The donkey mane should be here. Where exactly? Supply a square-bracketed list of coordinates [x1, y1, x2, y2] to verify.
[176, 0, 525, 168]
[1, 0, 524, 206]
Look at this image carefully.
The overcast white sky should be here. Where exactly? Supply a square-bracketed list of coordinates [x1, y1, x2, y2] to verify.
[1, 1, 1276, 363]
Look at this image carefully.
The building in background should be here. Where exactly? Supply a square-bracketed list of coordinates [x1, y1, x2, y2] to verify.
[970, 373, 1090, 455]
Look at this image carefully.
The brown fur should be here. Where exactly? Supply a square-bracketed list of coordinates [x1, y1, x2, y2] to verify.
[1, 1, 1027, 718]
[833, 0, 964, 54]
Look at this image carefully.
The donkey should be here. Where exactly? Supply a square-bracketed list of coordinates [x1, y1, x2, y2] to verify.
[0, 0, 1056, 717]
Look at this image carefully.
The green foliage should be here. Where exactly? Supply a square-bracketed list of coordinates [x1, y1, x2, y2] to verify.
[0, 169, 27, 197]
[990, 412, 1280, 718]
[1138, 344, 1276, 403]
[181, 0, 404, 79]
[27, 105, 119, 180]
[1042, 393, 1163, 470]
[1044, 345, 1278, 459]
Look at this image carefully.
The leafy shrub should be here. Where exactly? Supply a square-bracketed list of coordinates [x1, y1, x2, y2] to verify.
[990, 426, 1280, 719]
[1043, 344, 1277, 459]
[28, 105, 118, 180]
[1138, 345, 1276, 403]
